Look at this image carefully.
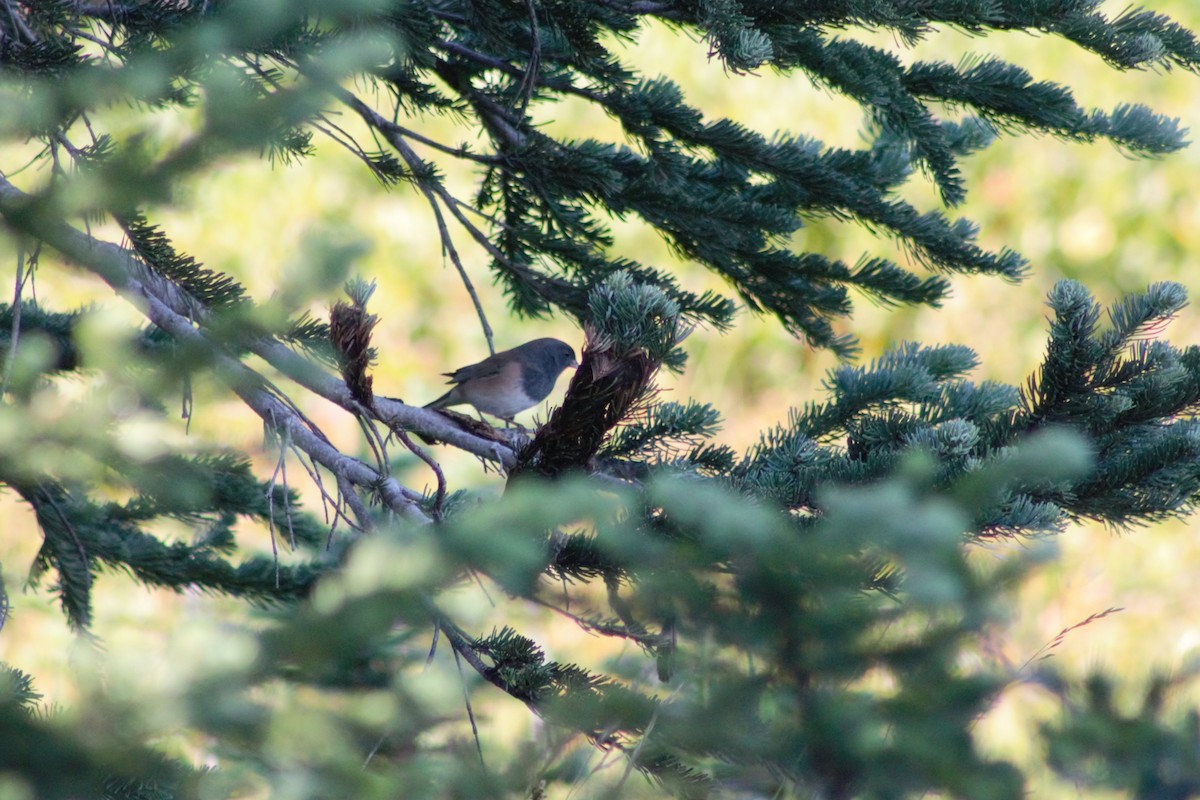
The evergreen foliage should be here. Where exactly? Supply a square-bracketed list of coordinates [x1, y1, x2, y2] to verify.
[0, 1, 1199, 798]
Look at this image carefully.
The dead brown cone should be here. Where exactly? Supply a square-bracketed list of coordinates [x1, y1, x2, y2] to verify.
[508, 326, 659, 483]
[329, 293, 379, 407]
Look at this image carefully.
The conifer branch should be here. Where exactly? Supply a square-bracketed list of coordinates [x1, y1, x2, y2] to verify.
[0, 175, 523, 470]
[0, 176, 437, 524]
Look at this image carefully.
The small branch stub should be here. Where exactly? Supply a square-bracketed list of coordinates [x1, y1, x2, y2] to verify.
[329, 279, 379, 406]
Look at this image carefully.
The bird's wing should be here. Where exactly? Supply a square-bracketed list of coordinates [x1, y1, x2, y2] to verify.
[442, 353, 506, 384]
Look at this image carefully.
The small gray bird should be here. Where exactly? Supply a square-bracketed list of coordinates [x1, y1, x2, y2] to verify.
[424, 338, 578, 421]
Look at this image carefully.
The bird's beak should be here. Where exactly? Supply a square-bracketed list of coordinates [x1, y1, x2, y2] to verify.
[569, 358, 579, 369]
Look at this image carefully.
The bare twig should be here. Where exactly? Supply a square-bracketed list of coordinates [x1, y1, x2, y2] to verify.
[392, 428, 448, 521]
[461, 89, 528, 150]
[425, 622, 441, 668]
[453, 644, 487, 769]
[527, 595, 665, 649]
[252, 56, 501, 166]
[610, 682, 685, 798]
[1, 243, 30, 396]
[266, 420, 298, 550]
[265, 465, 281, 588]
[354, 411, 391, 476]
[0, 573, 8, 633]
[40, 482, 93, 592]
[70, 1, 140, 17]
[362, 736, 386, 767]
[514, 0, 542, 114]
[1, 0, 36, 43]
[336, 473, 374, 533]
[436, 40, 606, 103]
[69, 26, 122, 56]
[425, 187, 495, 355]
[1018, 606, 1125, 674]
[290, 445, 363, 538]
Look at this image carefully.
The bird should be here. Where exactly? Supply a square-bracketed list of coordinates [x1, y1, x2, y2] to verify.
[424, 338, 578, 422]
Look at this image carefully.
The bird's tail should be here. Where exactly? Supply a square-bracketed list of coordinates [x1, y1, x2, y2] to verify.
[424, 390, 454, 410]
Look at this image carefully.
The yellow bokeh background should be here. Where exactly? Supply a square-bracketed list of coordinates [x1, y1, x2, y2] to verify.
[3, 2, 1200, 795]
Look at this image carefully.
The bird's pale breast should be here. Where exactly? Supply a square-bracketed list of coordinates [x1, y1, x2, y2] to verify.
[458, 360, 537, 418]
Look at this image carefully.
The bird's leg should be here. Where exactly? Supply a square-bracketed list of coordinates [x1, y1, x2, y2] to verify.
[496, 415, 526, 433]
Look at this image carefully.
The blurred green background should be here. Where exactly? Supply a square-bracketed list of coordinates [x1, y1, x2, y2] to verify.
[3, 2, 1200, 795]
